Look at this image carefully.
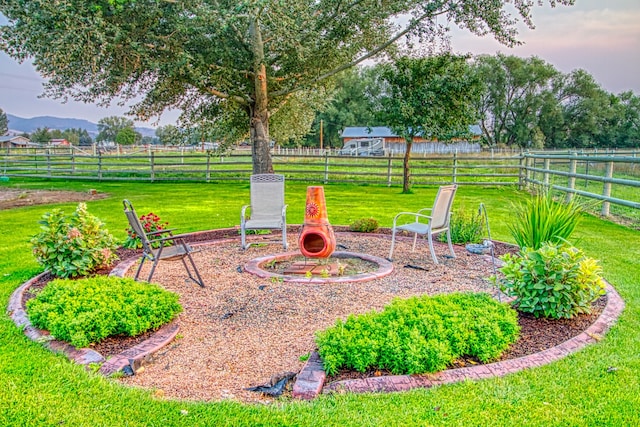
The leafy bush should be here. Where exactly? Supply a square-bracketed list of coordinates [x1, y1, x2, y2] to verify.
[31, 203, 118, 278]
[439, 208, 484, 244]
[122, 211, 170, 249]
[493, 242, 605, 319]
[349, 217, 379, 233]
[508, 191, 583, 250]
[27, 276, 182, 348]
[315, 293, 519, 376]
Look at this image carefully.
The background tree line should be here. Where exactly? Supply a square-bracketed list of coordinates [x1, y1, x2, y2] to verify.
[301, 54, 640, 150]
[3, 53, 638, 152]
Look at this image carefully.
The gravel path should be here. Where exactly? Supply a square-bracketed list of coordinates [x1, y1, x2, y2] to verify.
[119, 232, 500, 403]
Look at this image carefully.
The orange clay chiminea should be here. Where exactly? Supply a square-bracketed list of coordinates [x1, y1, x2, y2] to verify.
[299, 186, 336, 258]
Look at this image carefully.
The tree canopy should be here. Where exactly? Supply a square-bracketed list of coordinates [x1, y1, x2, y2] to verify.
[0, 108, 7, 135]
[0, 0, 574, 173]
[376, 54, 481, 192]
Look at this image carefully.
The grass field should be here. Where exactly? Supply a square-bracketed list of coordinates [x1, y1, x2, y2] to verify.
[1, 178, 639, 426]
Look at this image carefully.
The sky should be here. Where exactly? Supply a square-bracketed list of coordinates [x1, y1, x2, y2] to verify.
[1, 0, 639, 128]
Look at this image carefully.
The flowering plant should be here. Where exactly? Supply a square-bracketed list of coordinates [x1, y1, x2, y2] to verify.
[31, 203, 118, 278]
[122, 212, 170, 249]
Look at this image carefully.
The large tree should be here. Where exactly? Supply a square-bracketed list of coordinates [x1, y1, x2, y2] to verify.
[304, 67, 381, 149]
[0, 0, 574, 173]
[0, 108, 7, 135]
[474, 54, 558, 148]
[96, 116, 135, 143]
[376, 54, 481, 193]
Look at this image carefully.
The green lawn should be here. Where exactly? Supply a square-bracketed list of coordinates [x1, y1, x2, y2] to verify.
[1, 179, 639, 426]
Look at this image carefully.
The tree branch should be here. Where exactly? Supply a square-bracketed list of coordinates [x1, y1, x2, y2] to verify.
[271, 7, 449, 98]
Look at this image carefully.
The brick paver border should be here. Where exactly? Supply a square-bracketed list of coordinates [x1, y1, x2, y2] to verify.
[8, 231, 625, 395]
[321, 281, 624, 396]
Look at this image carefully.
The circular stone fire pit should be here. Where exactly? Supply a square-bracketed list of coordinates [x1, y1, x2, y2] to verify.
[244, 251, 393, 283]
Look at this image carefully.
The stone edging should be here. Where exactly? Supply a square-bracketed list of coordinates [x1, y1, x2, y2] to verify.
[7, 271, 180, 376]
[318, 281, 624, 396]
[7, 233, 626, 399]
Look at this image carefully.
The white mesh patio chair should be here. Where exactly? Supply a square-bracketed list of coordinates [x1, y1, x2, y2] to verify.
[388, 185, 458, 264]
[240, 174, 288, 250]
[123, 199, 205, 287]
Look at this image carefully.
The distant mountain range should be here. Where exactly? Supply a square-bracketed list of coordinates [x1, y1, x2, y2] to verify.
[5, 114, 156, 138]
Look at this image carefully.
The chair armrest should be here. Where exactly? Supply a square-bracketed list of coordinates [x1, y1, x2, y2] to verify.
[149, 232, 192, 243]
[241, 204, 251, 221]
[416, 208, 433, 215]
[147, 228, 177, 236]
[281, 204, 288, 218]
[392, 211, 433, 226]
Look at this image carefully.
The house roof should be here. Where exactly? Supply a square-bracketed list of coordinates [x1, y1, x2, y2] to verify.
[341, 127, 397, 138]
[341, 126, 482, 139]
[0, 135, 31, 144]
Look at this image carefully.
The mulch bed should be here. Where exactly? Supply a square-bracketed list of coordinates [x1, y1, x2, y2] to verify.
[23, 233, 607, 382]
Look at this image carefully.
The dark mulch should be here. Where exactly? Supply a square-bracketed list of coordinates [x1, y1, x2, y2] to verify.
[326, 294, 606, 382]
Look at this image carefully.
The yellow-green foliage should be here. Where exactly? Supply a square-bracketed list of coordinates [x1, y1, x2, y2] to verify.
[495, 243, 605, 319]
[315, 293, 519, 376]
[27, 276, 182, 348]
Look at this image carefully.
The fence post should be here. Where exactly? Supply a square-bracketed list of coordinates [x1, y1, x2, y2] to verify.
[97, 151, 103, 181]
[323, 152, 329, 184]
[566, 152, 577, 203]
[71, 147, 76, 175]
[452, 150, 458, 184]
[601, 161, 614, 216]
[387, 151, 393, 187]
[518, 152, 525, 190]
[206, 152, 211, 183]
[584, 151, 590, 187]
[524, 151, 533, 190]
[543, 157, 550, 188]
[46, 148, 52, 177]
[150, 151, 155, 182]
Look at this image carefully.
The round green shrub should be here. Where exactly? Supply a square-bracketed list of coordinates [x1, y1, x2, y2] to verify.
[27, 276, 182, 348]
[349, 217, 379, 233]
[494, 242, 606, 319]
[315, 292, 519, 376]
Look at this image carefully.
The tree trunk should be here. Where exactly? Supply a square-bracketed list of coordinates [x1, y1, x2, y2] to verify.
[249, 18, 273, 175]
[402, 138, 413, 193]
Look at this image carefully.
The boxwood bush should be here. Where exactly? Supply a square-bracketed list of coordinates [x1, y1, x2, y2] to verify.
[27, 276, 182, 348]
[315, 292, 519, 376]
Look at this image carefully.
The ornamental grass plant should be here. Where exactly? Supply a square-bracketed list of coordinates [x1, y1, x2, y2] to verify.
[508, 190, 583, 250]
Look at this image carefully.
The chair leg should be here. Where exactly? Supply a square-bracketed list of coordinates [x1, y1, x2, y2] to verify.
[427, 232, 439, 264]
[134, 256, 147, 281]
[282, 224, 288, 250]
[446, 229, 456, 258]
[388, 227, 398, 260]
[241, 226, 248, 250]
[147, 259, 160, 283]
[183, 254, 205, 287]
[411, 233, 418, 251]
